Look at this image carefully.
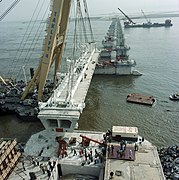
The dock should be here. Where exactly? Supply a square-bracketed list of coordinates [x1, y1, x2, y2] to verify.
[127, 93, 156, 106]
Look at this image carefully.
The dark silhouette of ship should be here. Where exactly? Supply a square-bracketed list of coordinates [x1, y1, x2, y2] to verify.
[118, 8, 173, 28]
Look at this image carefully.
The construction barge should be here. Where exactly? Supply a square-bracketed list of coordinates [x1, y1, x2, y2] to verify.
[127, 93, 157, 106]
[118, 8, 173, 28]
[5, 126, 165, 180]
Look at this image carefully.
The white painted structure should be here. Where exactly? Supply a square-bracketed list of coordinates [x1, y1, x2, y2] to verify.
[96, 18, 142, 76]
[38, 43, 99, 131]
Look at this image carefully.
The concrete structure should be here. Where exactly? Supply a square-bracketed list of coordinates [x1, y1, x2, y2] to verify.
[38, 43, 100, 131]
[96, 18, 142, 76]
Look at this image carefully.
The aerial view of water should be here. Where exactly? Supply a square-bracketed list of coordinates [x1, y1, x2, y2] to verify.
[0, 17, 179, 147]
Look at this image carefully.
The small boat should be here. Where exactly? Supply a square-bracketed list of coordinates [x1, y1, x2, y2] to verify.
[169, 93, 179, 101]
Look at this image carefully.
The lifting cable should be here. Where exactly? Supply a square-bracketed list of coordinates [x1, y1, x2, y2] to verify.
[12, 0, 47, 78]
[77, 0, 88, 43]
[0, 0, 20, 21]
[73, 0, 88, 58]
[6, 0, 45, 78]
[6, 0, 42, 78]
[17, 4, 50, 80]
[83, 0, 94, 42]
[15, 0, 49, 79]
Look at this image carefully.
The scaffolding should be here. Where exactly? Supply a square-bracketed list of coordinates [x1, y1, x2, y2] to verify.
[0, 139, 21, 180]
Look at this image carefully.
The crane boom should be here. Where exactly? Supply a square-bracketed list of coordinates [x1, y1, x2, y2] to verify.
[118, 8, 135, 24]
[141, 9, 150, 23]
[21, 0, 72, 101]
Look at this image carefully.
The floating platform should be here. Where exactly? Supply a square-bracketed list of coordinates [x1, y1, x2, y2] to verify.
[127, 93, 156, 106]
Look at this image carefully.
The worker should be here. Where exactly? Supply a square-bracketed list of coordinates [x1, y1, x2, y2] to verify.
[111, 145, 114, 154]
[22, 161, 25, 171]
[73, 149, 77, 156]
[107, 146, 110, 153]
[109, 171, 114, 179]
[41, 166, 45, 174]
[134, 143, 138, 151]
[47, 170, 51, 178]
[129, 149, 132, 159]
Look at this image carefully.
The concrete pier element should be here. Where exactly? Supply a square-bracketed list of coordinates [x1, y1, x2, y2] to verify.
[38, 43, 100, 131]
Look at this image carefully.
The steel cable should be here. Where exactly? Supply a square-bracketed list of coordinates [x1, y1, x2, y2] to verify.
[0, 0, 20, 21]
[6, 0, 42, 78]
[17, 4, 50, 80]
[10, 0, 46, 78]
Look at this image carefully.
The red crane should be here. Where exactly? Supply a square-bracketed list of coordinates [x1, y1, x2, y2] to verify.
[80, 134, 104, 146]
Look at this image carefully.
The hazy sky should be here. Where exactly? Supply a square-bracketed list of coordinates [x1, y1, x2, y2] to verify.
[0, 0, 179, 21]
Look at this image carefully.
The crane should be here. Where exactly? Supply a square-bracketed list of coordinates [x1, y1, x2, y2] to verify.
[21, 0, 72, 101]
[80, 134, 104, 146]
[141, 9, 151, 24]
[118, 8, 135, 25]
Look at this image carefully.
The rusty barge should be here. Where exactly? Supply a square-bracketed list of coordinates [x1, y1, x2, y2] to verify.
[127, 93, 157, 106]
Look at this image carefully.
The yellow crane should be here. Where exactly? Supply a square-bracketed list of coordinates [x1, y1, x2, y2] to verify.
[21, 0, 72, 101]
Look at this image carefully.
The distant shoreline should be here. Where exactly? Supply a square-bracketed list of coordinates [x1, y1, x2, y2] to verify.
[92, 13, 179, 21]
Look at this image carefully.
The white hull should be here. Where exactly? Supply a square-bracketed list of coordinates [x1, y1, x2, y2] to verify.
[95, 61, 142, 76]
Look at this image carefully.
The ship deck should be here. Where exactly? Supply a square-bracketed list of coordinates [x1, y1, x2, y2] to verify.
[8, 129, 105, 180]
[104, 140, 164, 180]
[7, 128, 165, 180]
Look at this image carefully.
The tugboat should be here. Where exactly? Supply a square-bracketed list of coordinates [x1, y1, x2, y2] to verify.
[169, 93, 179, 101]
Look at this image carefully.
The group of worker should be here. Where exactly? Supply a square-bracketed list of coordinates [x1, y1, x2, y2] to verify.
[103, 129, 112, 144]
[20, 156, 56, 180]
[68, 146, 105, 166]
